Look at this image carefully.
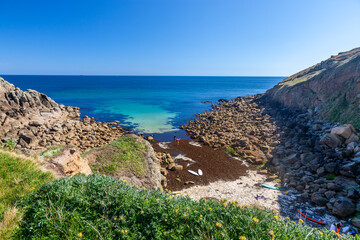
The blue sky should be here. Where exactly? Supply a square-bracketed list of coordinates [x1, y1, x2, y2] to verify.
[1, 0, 359, 76]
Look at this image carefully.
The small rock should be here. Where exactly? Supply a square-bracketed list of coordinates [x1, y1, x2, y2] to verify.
[184, 181, 195, 185]
[174, 165, 183, 171]
[311, 193, 328, 206]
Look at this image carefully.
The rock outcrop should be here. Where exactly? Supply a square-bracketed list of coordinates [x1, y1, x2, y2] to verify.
[49, 148, 93, 177]
[84, 134, 162, 189]
[265, 47, 360, 129]
[0, 77, 125, 153]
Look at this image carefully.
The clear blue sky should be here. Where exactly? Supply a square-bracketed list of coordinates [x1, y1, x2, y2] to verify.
[1, 0, 359, 76]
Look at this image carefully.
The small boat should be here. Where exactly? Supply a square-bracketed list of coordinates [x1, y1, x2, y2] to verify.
[198, 169, 203, 176]
[261, 184, 282, 191]
[297, 209, 328, 225]
[187, 170, 199, 176]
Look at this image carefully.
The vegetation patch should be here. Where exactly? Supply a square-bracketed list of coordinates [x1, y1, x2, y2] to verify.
[0, 152, 53, 239]
[224, 146, 238, 156]
[324, 174, 337, 180]
[16, 174, 351, 239]
[39, 145, 67, 160]
[2, 139, 16, 151]
[86, 136, 148, 177]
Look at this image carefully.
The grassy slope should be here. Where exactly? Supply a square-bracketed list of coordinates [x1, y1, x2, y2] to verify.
[84, 136, 148, 177]
[0, 151, 53, 239]
[17, 175, 356, 240]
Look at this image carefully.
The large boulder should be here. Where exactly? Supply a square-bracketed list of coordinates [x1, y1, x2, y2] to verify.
[319, 133, 343, 148]
[332, 198, 356, 217]
[331, 126, 353, 139]
[19, 130, 36, 145]
[50, 148, 92, 177]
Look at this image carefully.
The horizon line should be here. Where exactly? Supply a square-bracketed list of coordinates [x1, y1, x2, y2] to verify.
[1, 74, 287, 78]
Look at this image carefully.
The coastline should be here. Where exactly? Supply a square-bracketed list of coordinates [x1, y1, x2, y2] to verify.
[1, 73, 360, 232]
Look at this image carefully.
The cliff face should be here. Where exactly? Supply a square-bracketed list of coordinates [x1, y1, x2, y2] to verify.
[265, 47, 360, 128]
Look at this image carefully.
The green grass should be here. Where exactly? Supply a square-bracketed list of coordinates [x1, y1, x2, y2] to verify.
[15, 174, 356, 239]
[0, 152, 53, 239]
[39, 145, 67, 160]
[87, 136, 148, 177]
[224, 146, 239, 156]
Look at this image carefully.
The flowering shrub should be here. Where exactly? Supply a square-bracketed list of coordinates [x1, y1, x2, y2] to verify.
[17, 175, 356, 239]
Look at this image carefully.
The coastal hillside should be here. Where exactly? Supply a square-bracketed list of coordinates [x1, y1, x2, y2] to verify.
[265, 47, 360, 128]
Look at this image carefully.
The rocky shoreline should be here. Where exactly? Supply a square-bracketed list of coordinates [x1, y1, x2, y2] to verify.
[181, 94, 360, 228]
[0, 77, 126, 154]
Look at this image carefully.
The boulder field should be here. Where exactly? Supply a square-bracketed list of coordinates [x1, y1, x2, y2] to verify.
[182, 94, 360, 226]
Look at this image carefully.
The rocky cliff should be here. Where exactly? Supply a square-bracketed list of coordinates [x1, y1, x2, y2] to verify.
[265, 47, 360, 129]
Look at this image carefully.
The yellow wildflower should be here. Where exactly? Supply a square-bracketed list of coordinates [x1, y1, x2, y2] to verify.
[135, 185, 139, 188]
[253, 217, 259, 223]
[77, 232, 83, 237]
[223, 203, 228, 207]
[175, 209, 178, 213]
[194, 210, 198, 213]
[269, 230, 275, 239]
[208, 208, 212, 210]
[272, 209, 277, 214]
[215, 222, 222, 227]
[298, 219, 304, 224]
[319, 231, 323, 236]
[156, 198, 159, 201]
[274, 215, 279, 220]
[114, 217, 117, 220]
[169, 196, 173, 200]
[120, 216, 124, 220]
[120, 230, 125, 234]
[240, 236, 247, 240]
[141, 211, 144, 214]
[286, 217, 290, 220]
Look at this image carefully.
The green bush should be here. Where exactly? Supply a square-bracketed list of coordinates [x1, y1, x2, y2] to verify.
[3, 139, 16, 150]
[16, 175, 353, 239]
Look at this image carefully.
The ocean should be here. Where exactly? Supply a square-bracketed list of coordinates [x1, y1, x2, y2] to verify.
[3, 75, 284, 141]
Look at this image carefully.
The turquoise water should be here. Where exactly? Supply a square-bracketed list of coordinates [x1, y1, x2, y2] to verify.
[3, 75, 284, 140]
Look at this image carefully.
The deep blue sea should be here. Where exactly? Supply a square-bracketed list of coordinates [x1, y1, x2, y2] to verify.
[3, 75, 284, 141]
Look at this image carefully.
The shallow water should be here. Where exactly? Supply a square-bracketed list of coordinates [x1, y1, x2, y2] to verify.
[3, 75, 284, 140]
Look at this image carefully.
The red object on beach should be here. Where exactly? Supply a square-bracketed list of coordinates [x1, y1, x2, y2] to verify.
[297, 209, 328, 225]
